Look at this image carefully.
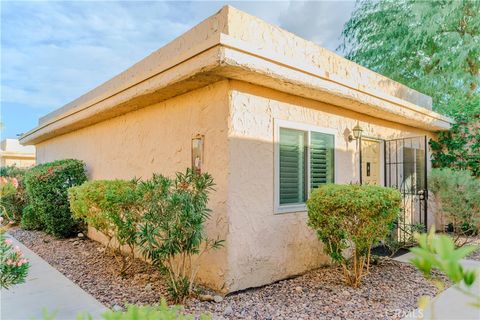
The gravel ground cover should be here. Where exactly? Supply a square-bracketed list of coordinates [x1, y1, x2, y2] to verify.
[11, 228, 443, 319]
[10, 228, 168, 308]
[467, 240, 480, 261]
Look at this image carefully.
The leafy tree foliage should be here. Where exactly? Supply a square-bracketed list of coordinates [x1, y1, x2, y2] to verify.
[430, 113, 480, 176]
[340, 0, 479, 117]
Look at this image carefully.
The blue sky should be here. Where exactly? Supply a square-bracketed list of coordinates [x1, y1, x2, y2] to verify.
[1, 1, 355, 139]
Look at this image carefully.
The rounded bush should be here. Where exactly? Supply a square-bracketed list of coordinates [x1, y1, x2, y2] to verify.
[24, 159, 87, 237]
[307, 184, 401, 287]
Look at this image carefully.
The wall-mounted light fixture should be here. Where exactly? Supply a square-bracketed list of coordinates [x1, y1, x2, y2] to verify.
[191, 134, 204, 173]
[348, 123, 363, 142]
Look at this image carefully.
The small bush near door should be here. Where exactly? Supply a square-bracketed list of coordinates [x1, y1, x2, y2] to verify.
[69, 179, 141, 275]
[430, 168, 480, 246]
[24, 159, 87, 237]
[307, 184, 401, 287]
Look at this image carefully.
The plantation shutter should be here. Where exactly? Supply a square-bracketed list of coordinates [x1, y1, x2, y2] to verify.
[310, 132, 334, 190]
[279, 128, 307, 205]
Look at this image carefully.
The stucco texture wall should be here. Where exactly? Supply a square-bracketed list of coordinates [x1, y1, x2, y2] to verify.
[225, 80, 435, 292]
[35, 81, 231, 291]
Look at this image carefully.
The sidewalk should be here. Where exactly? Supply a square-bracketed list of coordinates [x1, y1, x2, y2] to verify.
[395, 252, 480, 320]
[1, 235, 107, 320]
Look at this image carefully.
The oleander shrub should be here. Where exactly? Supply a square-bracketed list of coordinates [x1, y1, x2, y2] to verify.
[69, 179, 141, 275]
[137, 169, 223, 303]
[430, 168, 480, 246]
[0, 166, 28, 223]
[307, 184, 401, 287]
[0, 233, 29, 289]
[24, 159, 87, 237]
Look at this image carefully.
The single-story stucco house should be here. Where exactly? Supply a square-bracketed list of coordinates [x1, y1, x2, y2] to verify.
[20, 6, 452, 293]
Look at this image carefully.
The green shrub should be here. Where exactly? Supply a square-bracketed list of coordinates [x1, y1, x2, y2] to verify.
[307, 184, 401, 287]
[69, 179, 141, 275]
[0, 166, 28, 223]
[430, 168, 480, 246]
[24, 159, 87, 237]
[410, 228, 479, 310]
[20, 205, 42, 230]
[137, 169, 223, 303]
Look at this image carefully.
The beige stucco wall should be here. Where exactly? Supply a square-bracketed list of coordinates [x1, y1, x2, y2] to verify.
[224, 80, 436, 291]
[0, 157, 36, 168]
[34, 78, 439, 294]
[35, 81, 231, 291]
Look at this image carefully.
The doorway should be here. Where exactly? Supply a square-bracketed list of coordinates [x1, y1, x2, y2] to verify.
[361, 139, 382, 185]
[384, 136, 428, 243]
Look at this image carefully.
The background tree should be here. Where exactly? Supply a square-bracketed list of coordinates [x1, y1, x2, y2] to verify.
[340, 0, 479, 174]
[340, 0, 479, 117]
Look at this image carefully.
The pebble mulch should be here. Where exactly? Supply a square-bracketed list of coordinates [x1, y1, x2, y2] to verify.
[11, 228, 443, 319]
[10, 228, 168, 309]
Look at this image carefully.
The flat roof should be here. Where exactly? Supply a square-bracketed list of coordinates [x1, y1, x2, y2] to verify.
[21, 6, 451, 145]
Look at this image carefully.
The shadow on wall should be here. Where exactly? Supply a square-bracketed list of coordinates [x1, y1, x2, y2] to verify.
[224, 134, 357, 292]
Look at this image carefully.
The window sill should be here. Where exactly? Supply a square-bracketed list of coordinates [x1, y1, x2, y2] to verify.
[275, 204, 307, 214]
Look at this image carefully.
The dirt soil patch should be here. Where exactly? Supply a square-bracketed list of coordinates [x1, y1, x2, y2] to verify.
[11, 228, 444, 319]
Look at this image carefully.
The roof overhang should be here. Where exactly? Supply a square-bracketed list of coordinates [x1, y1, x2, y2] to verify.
[20, 6, 451, 145]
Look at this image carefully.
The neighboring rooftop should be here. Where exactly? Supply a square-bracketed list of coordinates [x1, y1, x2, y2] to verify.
[20, 6, 451, 145]
[1, 139, 35, 155]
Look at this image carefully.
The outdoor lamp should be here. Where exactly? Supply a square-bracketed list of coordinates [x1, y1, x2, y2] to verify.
[348, 123, 363, 142]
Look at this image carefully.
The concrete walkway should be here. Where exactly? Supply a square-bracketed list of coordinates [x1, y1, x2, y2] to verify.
[396, 252, 480, 320]
[1, 235, 107, 320]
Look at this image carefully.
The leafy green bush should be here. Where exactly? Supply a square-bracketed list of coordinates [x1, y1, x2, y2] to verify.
[20, 205, 43, 230]
[410, 228, 479, 310]
[24, 159, 87, 237]
[137, 169, 223, 303]
[69, 179, 141, 275]
[0, 166, 28, 223]
[430, 168, 480, 246]
[307, 184, 401, 287]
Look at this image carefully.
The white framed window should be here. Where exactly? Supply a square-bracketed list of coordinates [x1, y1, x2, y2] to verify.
[274, 119, 336, 214]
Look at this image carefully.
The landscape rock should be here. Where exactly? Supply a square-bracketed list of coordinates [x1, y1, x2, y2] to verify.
[112, 305, 123, 312]
[198, 294, 214, 302]
[223, 305, 234, 316]
[213, 295, 223, 303]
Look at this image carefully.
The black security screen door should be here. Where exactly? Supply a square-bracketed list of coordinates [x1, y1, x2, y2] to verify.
[385, 136, 428, 244]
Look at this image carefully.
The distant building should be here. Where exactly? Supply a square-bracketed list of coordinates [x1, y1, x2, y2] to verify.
[0, 139, 35, 168]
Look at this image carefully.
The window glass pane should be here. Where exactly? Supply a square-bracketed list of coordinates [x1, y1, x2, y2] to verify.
[310, 132, 334, 190]
[279, 128, 307, 205]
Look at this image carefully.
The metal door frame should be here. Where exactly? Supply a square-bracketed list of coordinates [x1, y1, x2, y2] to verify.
[383, 136, 428, 243]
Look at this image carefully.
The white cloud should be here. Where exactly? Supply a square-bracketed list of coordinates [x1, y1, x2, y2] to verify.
[1, 0, 355, 115]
